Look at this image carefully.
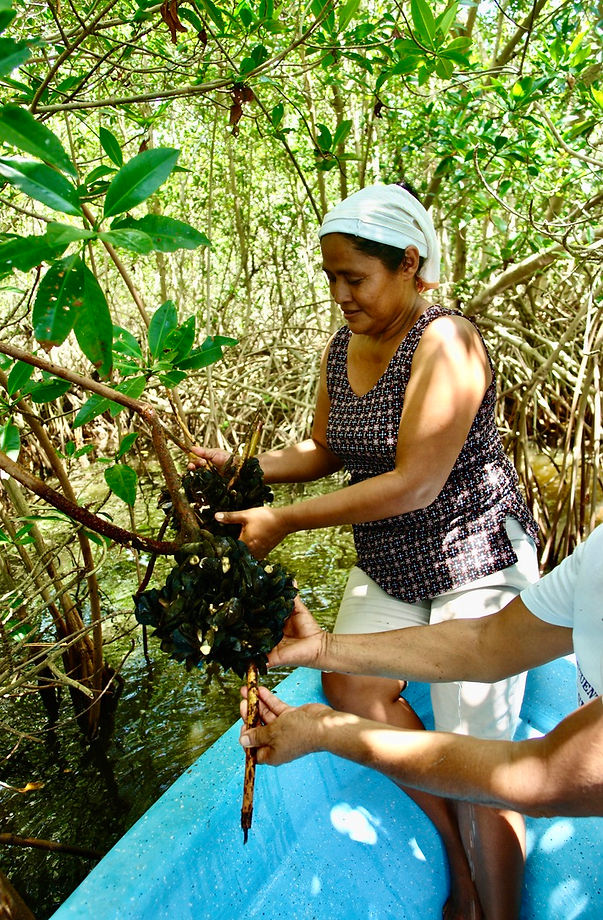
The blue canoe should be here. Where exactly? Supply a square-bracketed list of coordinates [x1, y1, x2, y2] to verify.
[49, 658, 602, 920]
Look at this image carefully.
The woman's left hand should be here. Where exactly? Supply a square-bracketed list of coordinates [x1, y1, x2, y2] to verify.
[215, 505, 290, 559]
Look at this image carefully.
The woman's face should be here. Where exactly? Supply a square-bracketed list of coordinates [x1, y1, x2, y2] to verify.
[320, 233, 417, 337]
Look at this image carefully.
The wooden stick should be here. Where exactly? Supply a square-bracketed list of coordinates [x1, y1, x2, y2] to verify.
[241, 659, 259, 843]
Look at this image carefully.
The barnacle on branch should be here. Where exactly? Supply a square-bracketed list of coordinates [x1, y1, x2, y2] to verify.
[158, 456, 273, 538]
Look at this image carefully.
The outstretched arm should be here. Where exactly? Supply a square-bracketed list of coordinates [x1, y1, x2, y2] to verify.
[240, 688, 603, 818]
[269, 595, 573, 684]
[188, 340, 342, 486]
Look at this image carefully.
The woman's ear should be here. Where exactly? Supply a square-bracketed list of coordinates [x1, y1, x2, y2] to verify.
[400, 245, 421, 277]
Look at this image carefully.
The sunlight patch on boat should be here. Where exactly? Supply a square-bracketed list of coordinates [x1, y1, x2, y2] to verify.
[548, 879, 590, 920]
[408, 836, 427, 861]
[329, 802, 379, 844]
[538, 819, 575, 853]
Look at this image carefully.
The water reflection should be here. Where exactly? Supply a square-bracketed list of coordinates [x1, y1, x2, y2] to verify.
[1, 482, 354, 919]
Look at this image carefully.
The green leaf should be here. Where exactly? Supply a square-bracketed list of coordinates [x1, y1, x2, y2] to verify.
[113, 325, 143, 361]
[176, 334, 238, 370]
[434, 155, 454, 177]
[164, 315, 196, 363]
[435, 56, 454, 79]
[148, 299, 178, 358]
[0, 0, 16, 33]
[393, 38, 424, 57]
[591, 86, 603, 109]
[338, 0, 360, 31]
[103, 147, 180, 218]
[12, 522, 35, 544]
[98, 228, 154, 253]
[0, 157, 82, 215]
[116, 432, 138, 460]
[99, 126, 123, 167]
[443, 35, 471, 52]
[27, 374, 72, 403]
[73, 392, 110, 427]
[0, 37, 31, 77]
[86, 164, 116, 184]
[196, 0, 224, 29]
[0, 233, 67, 278]
[392, 57, 422, 76]
[6, 359, 33, 395]
[18, 511, 69, 523]
[32, 254, 83, 348]
[0, 419, 20, 461]
[271, 102, 284, 128]
[73, 375, 146, 428]
[316, 123, 333, 152]
[158, 370, 187, 387]
[332, 119, 353, 149]
[108, 375, 146, 417]
[104, 463, 138, 506]
[74, 444, 94, 459]
[179, 5, 204, 31]
[45, 222, 95, 246]
[0, 105, 78, 177]
[111, 214, 210, 251]
[411, 0, 436, 44]
[72, 264, 113, 377]
[435, 1, 458, 38]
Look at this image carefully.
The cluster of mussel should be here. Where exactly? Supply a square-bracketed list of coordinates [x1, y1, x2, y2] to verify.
[134, 457, 296, 677]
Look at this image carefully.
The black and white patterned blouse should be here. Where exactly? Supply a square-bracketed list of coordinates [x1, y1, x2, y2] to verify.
[326, 305, 538, 603]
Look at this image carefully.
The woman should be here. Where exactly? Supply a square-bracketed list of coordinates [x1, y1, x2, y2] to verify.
[191, 183, 539, 920]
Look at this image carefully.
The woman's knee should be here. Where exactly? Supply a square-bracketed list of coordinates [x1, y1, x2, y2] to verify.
[321, 671, 353, 710]
[321, 671, 405, 720]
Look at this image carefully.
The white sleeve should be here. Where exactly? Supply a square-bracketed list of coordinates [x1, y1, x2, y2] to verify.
[520, 541, 587, 627]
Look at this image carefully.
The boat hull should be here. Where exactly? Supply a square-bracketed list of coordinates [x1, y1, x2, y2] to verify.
[49, 658, 603, 919]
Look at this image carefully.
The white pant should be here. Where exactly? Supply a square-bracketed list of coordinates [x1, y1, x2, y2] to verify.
[333, 518, 539, 740]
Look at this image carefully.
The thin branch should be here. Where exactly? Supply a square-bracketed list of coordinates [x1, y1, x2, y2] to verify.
[30, 0, 123, 111]
[0, 449, 179, 554]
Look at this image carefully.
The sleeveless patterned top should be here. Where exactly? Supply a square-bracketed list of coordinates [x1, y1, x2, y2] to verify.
[326, 305, 538, 603]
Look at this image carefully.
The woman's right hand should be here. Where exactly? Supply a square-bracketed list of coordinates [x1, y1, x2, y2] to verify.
[187, 445, 231, 471]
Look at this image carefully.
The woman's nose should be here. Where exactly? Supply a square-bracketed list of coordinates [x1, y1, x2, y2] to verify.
[331, 279, 352, 304]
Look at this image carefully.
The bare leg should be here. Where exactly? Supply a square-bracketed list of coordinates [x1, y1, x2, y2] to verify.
[322, 671, 483, 920]
[456, 803, 525, 920]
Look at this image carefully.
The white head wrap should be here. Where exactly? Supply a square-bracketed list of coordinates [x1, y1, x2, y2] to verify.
[318, 184, 440, 289]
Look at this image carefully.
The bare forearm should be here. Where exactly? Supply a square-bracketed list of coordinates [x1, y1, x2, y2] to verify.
[278, 468, 434, 534]
[284, 600, 572, 684]
[315, 699, 603, 817]
[258, 440, 342, 484]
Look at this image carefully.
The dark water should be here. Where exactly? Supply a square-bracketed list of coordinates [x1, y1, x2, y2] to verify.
[1, 489, 355, 919]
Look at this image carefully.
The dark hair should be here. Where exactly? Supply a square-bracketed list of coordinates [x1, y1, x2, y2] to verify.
[341, 180, 426, 273]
